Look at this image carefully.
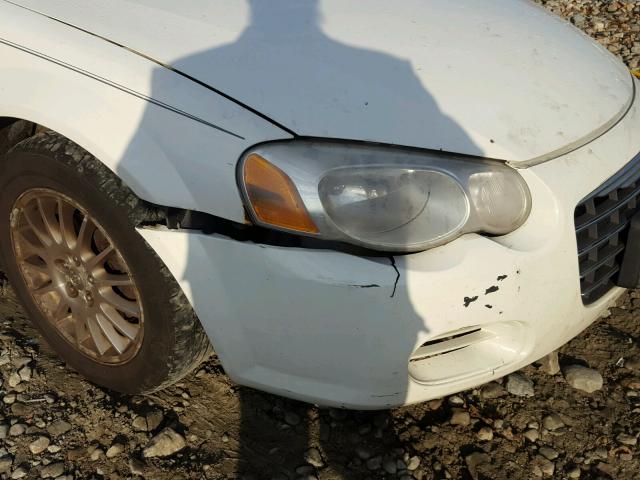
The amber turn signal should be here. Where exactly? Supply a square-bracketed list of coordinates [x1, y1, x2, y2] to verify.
[243, 154, 319, 233]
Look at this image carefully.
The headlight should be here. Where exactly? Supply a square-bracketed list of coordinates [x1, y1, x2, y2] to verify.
[238, 141, 531, 252]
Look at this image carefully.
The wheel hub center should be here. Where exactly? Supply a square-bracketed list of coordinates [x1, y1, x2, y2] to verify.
[55, 257, 94, 304]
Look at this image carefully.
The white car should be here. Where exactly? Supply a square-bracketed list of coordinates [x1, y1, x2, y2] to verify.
[0, 0, 638, 409]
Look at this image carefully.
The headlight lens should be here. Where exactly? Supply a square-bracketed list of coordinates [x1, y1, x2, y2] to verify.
[238, 141, 531, 252]
[319, 168, 469, 250]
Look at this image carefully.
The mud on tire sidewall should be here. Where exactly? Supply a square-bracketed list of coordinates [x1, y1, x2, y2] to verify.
[0, 148, 197, 394]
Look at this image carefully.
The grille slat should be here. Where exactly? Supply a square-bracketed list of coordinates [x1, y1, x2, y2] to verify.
[579, 243, 625, 278]
[575, 152, 640, 304]
[575, 182, 640, 233]
[577, 220, 630, 257]
[580, 264, 620, 298]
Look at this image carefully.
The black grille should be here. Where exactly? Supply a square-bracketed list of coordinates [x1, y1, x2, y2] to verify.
[575, 152, 640, 304]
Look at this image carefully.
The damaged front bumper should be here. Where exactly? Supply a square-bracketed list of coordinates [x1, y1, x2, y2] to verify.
[138, 81, 640, 410]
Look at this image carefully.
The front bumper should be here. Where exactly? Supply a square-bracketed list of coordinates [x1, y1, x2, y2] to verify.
[139, 80, 640, 410]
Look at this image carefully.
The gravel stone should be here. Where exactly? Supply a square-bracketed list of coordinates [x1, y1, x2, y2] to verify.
[383, 458, 397, 474]
[563, 365, 603, 393]
[10, 467, 27, 479]
[106, 443, 125, 458]
[625, 356, 640, 371]
[535, 456, 555, 477]
[142, 428, 186, 458]
[355, 446, 371, 460]
[506, 373, 535, 397]
[146, 410, 164, 431]
[29, 436, 50, 455]
[66, 448, 84, 461]
[17, 366, 31, 382]
[40, 462, 64, 479]
[366, 455, 382, 471]
[539, 447, 559, 460]
[616, 432, 637, 446]
[46, 420, 71, 437]
[90, 449, 104, 461]
[567, 466, 581, 478]
[304, 448, 324, 468]
[465, 452, 490, 480]
[477, 426, 493, 441]
[129, 458, 146, 476]
[284, 411, 301, 426]
[480, 382, 506, 399]
[406, 456, 420, 471]
[542, 414, 565, 431]
[295, 465, 315, 475]
[132, 415, 148, 432]
[0, 456, 13, 474]
[7, 372, 20, 387]
[524, 429, 540, 442]
[8, 424, 26, 436]
[539, 351, 560, 375]
[450, 408, 470, 426]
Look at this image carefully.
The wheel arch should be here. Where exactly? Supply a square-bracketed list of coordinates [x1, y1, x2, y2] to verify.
[0, 117, 37, 156]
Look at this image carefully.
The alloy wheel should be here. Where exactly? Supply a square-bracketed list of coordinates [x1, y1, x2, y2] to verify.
[9, 188, 144, 364]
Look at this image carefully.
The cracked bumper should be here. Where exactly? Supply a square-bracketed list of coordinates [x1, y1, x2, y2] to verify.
[139, 81, 640, 410]
[137, 225, 622, 409]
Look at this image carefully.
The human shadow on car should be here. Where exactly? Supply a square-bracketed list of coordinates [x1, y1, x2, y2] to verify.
[124, 0, 484, 477]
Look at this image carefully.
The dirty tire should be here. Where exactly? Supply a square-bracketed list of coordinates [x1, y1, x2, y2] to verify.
[0, 132, 211, 394]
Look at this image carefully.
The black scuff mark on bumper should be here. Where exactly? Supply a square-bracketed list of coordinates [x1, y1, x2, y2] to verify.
[463, 296, 479, 307]
[497, 274, 508, 281]
[388, 256, 400, 298]
[485, 285, 499, 295]
[348, 284, 381, 289]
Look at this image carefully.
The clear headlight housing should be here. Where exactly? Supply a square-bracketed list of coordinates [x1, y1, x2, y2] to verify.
[238, 141, 531, 253]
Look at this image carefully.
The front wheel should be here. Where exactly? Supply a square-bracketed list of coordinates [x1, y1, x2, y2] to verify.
[0, 132, 211, 393]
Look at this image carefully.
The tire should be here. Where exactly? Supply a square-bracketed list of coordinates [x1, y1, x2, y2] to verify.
[0, 132, 211, 394]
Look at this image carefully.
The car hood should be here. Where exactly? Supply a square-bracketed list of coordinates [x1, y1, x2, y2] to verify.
[9, 0, 635, 163]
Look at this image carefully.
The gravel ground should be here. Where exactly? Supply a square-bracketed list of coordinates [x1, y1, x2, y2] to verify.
[1, 1, 640, 479]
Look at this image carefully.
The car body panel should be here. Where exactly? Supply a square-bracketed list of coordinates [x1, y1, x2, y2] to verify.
[5, 0, 634, 163]
[0, 1, 291, 223]
[139, 81, 640, 408]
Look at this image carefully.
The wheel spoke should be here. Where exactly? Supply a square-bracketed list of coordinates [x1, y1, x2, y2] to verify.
[32, 280, 57, 296]
[86, 313, 111, 355]
[36, 198, 61, 244]
[56, 315, 75, 337]
[86, 244, 114, 270]
[101, 303, 138, 340]
[23, 204, 54, 247]
[53, 299, 71, 321]
[20, 260, 50, 277]
[14, 229, 47, 260]
[100, 289, 141, 317]
[96, 272, 133, 288]
[96, 312, 128, 354]
[73, 309, 90, 346]
[76, 215, 97, 254]
[57, 198, 77, 250]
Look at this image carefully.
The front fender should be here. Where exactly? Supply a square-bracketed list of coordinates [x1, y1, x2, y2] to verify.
[0, 2, 291, 223]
